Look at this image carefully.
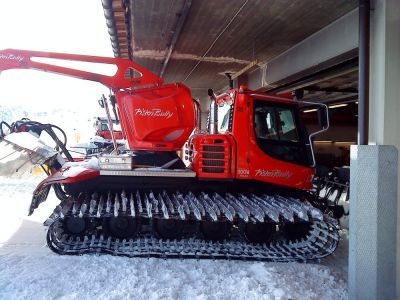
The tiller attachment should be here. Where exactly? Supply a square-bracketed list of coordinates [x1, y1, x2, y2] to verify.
[0, 132, 63, 177]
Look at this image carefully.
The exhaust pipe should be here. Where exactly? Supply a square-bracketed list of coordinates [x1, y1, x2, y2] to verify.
[208, 89, 218, 134]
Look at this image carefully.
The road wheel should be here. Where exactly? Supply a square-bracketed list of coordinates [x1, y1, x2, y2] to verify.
[104, 217, 139, 239]
[283, 222, 311, 241]
[154, 219, 184, 239]
[244, 222, 275, 244]
[200, 221, 230, 241]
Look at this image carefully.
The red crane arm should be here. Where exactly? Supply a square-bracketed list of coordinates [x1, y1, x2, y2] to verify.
[0, 49, 163, 90]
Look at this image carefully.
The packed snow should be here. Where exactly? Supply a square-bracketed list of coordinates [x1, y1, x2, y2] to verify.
[0, 176, 348, 300]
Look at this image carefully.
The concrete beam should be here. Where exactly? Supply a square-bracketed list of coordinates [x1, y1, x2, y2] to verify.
[245, 8, 359, 91]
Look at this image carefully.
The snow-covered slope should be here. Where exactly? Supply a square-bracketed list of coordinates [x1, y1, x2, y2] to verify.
[0, 177, 348, 300]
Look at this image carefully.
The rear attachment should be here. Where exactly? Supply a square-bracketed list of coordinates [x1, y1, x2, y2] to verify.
[45, 190, 339, 262]
[0, 132, 62, 177]
[0, 119, 70, 177]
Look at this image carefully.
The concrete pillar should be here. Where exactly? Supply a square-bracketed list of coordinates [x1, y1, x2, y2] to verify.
[369, 0, 400, 146]
[349, 145, 397, 299]
[368, 0, 400, 297]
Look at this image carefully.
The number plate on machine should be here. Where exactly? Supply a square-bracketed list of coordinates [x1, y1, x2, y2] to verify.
[98, 155, 134, 170]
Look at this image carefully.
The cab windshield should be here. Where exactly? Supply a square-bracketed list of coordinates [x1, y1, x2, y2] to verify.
[218, 104, 232, 132]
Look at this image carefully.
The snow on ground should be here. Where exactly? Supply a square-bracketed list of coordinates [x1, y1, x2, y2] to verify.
[0, 176, 348, 300]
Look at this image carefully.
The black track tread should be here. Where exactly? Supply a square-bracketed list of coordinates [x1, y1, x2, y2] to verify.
[45, 199, 339, 262]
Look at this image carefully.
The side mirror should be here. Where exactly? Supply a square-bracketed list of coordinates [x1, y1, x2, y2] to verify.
[300, 101, 330, 167]
[294, 89, 304, 100]
[318, 106, 329, 129]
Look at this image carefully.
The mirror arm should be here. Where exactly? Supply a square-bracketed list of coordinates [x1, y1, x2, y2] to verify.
[300, 101, 330, 167]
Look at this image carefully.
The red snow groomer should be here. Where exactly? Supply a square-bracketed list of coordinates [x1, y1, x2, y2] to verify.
[0, 49, 338, 261]
[94, 117, 123, 141]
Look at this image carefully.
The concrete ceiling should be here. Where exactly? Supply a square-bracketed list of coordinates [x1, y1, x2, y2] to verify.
[102, 0, 358, 101]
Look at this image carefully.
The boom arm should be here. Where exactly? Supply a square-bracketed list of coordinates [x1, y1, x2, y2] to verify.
[0, 49, 163, 90]
[0, 49, 196, 152]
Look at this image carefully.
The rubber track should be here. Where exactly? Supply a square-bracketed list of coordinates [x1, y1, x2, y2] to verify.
[46, 219, 338, 262]
[44, 190, 340, 262]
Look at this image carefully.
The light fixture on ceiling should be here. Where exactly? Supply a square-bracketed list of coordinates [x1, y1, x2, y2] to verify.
[314, 141, 356, 144]
[328, 103, 349, 109]
[303, 109, 318, 113]
[335, 141, 356, 145]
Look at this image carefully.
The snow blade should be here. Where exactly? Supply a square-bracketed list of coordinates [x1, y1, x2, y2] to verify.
[0, 132, 63, 177]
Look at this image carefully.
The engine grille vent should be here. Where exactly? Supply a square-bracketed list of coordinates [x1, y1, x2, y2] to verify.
[203, 145, 224, 152]
[203, 152, 224, 159]
[201, 141, 226, 174]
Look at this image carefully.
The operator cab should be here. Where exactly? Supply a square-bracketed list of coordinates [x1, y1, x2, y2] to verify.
[216, 93, 313, 167]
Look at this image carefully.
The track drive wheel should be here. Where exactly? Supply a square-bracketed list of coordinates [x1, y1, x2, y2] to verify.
[200, 221, 230, 241]
[154, 219, 184, 239]
[63, 217, 88, 236]
[283, 222, 311, 241]
[244, 222, 275, 244]
[103, 217, 139, 239]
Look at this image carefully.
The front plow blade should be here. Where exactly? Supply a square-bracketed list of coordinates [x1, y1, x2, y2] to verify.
[0, 132, 61, 177]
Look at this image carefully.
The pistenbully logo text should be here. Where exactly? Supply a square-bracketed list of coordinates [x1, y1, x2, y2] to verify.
[255, 169, 293, 179]
[0, 54, 24, 62]
[135, 108, 174, 119]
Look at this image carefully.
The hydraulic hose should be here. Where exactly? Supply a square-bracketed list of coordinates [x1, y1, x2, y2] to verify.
[8, 118, 73, 162]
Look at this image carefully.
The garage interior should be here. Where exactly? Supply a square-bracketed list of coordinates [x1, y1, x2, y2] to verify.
[101, 0, 400, 298]
[102, 0, 359, 169]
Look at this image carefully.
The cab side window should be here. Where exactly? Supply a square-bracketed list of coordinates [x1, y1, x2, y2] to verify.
[255, 109, 279, 140]
[253, 100, 308, 166]
[277, 108, 299, 141]
[254, 105, 298, 142]
[101, 123, 109, 131]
